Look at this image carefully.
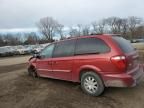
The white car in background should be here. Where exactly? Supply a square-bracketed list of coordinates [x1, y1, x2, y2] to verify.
[4, 46, 18, 55]
[0, 47, 14, 56]
[13, 45, 29, 55]
[32, 45, 44, 54]
[41, 43, 51, 48]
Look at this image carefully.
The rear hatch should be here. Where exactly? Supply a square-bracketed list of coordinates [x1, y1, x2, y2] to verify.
[112, 36, 139, 71]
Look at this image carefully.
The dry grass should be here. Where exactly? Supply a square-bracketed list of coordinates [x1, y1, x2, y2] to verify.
[132, 43, 144, 63]
[132, 43, 144, 50]
[139, 52, 144, 63]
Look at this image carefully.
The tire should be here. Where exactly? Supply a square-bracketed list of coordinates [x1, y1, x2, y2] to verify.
[28, 67, 38, 78]
[81, 71, 104, 96]
[28, 68, 32, 76]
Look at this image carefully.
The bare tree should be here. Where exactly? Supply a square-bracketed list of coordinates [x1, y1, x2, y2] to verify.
[37, 17, 59, 41]
[92, 21, 97, 33]
[0, 35, 4, 46]
[77, 24, 83, 36]
[36, 16, 143, 41]
[105, 17, 121, 34]
[121, 18, 129, 37]
[127, 16, 142, 39]
[3, 33, 22, 46]
[92, 19, 106, 34]
[134, 25, 144, 38]
[69, 27, 79, 37]
[57, 24, 64, 40]
[82, 25, 90, 36]
[24, 32, 40, 45]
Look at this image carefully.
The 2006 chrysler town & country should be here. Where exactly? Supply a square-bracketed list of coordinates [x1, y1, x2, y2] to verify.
[28, 34, 144, 96]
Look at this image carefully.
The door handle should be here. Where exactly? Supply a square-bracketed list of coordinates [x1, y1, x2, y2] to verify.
[52, 61, 57, 64]
[48, 61, 57, 65]
[48, 61, 52, 65]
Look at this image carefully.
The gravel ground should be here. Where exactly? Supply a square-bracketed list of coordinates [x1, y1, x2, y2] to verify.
[0, 56, 144, 108]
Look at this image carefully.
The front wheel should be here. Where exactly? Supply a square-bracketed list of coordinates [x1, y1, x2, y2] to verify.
[28, 66, 38, 78]
[81, 71, 105, 96]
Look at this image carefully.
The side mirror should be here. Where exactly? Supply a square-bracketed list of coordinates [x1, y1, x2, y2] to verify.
[33, 50, 39, 54]
[33, 53, 41, 59]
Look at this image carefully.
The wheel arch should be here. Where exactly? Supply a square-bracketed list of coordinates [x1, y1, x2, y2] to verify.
[28, 64, 36, 72]
[78, 65, 103, 82]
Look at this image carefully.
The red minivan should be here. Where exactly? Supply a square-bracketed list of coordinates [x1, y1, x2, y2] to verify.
[28, 34, 144, 96]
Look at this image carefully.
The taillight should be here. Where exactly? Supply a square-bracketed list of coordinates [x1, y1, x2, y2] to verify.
[111, 55, 127, 71]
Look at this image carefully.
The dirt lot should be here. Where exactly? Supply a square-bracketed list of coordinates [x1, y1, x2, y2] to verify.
[0, 55, 31, 66]
[0, 56, 144, 108]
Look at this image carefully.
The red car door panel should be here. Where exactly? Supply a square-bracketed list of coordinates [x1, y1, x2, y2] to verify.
[52, 57, 74, 81]
[51, 39, 76, 81]
[36, 58, 53, 78]
[36, 44, 55, 78]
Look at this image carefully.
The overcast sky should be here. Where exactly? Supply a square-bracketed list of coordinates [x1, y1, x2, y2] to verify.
[0, 0, 144, 32]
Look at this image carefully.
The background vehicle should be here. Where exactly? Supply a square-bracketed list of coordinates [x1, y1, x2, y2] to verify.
[0, 47, 14, 57]
[13, 45, 29, 55]
[4, 46, 19, 55]
[28, 34, 143, 96]
[131, 39, 144, 43]
[31, 45, 44, 54]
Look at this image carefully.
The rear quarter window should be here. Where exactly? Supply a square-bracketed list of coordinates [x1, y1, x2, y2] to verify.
[112, 37, 134, 53]
[75, 37, 110, 55]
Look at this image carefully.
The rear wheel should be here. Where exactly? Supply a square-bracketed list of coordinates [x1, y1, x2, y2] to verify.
[81, 71, 104, 96]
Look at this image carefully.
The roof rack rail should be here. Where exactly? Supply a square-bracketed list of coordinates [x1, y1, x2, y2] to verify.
[90, 33, 103, 35]
[110, 34, 121, 36]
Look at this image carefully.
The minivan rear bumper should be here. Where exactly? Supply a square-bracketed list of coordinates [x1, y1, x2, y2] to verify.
[103, 64, 144, 87]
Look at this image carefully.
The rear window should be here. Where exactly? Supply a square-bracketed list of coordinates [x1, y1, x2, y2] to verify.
[112, 37, 134, 53]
